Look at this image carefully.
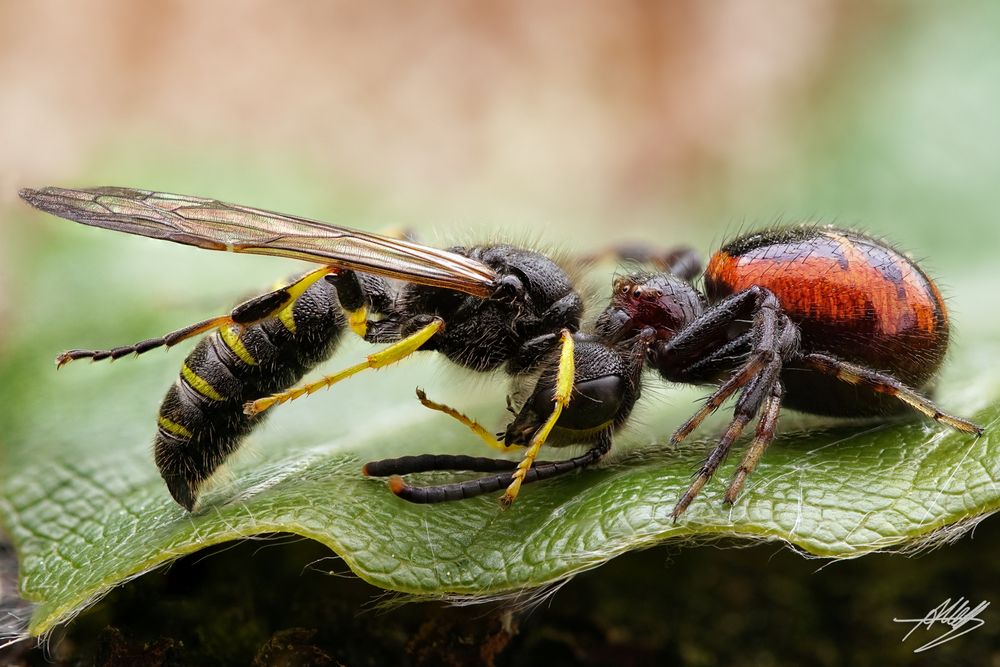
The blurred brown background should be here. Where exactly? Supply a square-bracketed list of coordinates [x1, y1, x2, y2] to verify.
[4, 0, 999, 299]
[0, 1, 894, 227]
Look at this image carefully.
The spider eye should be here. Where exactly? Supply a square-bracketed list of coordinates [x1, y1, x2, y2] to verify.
[618, 281, 631, 294]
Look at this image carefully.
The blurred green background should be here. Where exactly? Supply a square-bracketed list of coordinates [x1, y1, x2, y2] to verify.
[1, 1, 998, 664]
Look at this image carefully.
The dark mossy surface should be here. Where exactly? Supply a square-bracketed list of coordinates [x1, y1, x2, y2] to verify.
[3, 513, 996, 666]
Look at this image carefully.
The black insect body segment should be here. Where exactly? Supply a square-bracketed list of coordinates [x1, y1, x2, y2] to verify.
[156, 277, 347, 510]
[388, 245, 584, 372]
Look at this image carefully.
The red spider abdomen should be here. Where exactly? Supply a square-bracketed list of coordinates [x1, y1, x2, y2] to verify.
[704, 227, 949, 390]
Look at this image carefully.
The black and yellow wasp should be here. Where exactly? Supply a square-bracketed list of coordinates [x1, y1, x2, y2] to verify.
[21, 186, 671, 511]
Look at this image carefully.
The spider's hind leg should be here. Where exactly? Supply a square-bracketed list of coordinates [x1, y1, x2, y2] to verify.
[802, 353, 982, 435]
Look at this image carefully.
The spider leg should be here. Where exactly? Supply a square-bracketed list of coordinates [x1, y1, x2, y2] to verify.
[670, 289, 784, 445]
[582, 244, 703, 281]
[670, 302, 799, 519]
[801, 353, 983, 435]
[671, 361, 781, 519]
[669, 355, 766, 445]
[724, 379, 784, 504]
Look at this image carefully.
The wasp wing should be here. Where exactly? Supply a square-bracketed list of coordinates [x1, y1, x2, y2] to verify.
[20, 186, 498, 297]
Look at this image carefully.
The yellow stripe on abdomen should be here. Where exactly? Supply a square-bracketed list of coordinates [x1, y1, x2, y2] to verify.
[219, 325, 258, 366]
[278, 305, 297, 333]
[181, 363, 225, 401]
[158, 416, 193, 439]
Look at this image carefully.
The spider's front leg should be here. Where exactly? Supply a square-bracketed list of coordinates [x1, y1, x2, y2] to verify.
[650, 286, 800, 519]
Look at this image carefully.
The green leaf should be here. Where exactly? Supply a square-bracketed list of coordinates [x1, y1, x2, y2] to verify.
[0, 216, 997, 638]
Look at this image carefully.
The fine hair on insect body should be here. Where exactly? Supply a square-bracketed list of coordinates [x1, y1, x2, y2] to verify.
[21, 187, 982, 517]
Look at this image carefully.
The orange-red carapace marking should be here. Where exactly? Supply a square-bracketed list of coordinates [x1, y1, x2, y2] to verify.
[704, 228, 949, 387]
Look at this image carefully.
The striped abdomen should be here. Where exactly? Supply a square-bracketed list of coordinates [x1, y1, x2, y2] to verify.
[155, 278, 346, 509]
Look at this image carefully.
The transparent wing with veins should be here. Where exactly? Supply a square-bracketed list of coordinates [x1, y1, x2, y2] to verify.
[19, 186, 499, 297]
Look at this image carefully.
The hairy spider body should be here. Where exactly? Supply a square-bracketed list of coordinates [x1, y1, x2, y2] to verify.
[609, 226, 981, 518]
[705, 227, 949, 416]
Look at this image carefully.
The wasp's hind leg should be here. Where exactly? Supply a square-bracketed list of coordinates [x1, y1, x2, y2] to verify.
[371, 431, 612, 504]
[245, 316, 445, 416]
[56, 266, 337, 367]
[243, 266, 448, 416]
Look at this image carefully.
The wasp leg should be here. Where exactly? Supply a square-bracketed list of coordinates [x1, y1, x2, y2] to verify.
[500, 329, 575, 507]
[364, 454, 518, 477]
[382, 431, 612, 503]
[55, 266, 337, 368]
[723, 380, 784, 504]
[414, 388, 522, 452]
[801, 353, 983, 435]
[245, 317, 444, 415]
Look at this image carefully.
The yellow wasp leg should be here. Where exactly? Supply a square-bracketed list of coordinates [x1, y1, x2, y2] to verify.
[246, 318, 444, 416]
[414, 388, 523, 453]
[272, 266, 338, 310]
[500, 330, 575, 507]
[56, 266, 337, 367]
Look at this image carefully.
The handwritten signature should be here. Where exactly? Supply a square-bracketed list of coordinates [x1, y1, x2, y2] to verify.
[893, 597, 989, 653]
